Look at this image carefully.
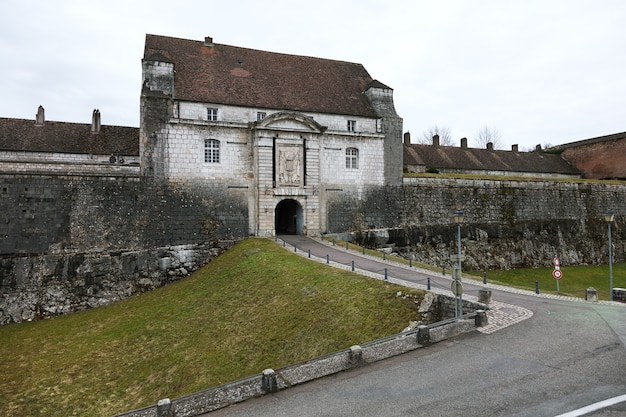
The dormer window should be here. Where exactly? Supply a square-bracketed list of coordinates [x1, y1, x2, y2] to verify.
[257, 112, 266, 121]
[207, 108, 218, 121]
[347, 120, 356, 132]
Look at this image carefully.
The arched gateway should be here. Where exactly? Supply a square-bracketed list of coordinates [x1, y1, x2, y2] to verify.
[275, 199, 303, 235]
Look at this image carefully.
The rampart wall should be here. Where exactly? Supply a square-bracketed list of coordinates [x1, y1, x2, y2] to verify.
[329, 177, 625, 270]
[1, 173, 624, 324]
[0, 174, 248, 324]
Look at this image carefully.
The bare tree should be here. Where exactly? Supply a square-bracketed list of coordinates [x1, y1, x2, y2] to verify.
[418, 125, 454, 146]
[474, 126, 503, 149]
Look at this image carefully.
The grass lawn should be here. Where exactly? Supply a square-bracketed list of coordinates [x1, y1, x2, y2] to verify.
[473, 263, 626, 300]
[325, 236, 625, 301]
[0, 238, 424, 417]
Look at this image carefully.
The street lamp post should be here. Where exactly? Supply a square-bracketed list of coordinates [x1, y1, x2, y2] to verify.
[604, 210, 615, 301]
[453, 210, 464, 317]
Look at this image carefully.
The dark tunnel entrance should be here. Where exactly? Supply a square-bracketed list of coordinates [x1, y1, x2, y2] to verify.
[275, 199, 303, 235]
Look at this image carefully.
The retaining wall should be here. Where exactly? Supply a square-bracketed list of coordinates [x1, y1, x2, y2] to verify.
[329, 178, 625, 270]
[0, 173, 248, 324]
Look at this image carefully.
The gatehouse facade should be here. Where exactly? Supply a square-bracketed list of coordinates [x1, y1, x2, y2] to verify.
[140, 34, 403, 236]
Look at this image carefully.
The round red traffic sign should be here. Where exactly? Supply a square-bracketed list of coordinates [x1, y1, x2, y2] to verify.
[553, 269, 562, 279]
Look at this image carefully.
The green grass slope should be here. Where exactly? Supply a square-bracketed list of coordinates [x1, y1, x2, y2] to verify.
[0, 238, 424, 417]
[478, 263, 626, 300]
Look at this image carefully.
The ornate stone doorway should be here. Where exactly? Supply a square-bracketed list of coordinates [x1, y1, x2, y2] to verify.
[275, 199, 303, 235]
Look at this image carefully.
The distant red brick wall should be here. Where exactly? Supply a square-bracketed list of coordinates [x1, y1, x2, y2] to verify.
[561, 138, 626, 179]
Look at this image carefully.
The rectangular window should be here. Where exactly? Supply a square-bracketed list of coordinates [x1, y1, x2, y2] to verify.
[204, 139, 220, 163]
[207, 108, 218, 121]
[347, 120, 356, 132]
[257, 112, 266, 121]
[346, 147, 358, 169]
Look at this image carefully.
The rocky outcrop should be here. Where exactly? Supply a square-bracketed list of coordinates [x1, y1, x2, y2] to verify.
[0, 243, 231, 325]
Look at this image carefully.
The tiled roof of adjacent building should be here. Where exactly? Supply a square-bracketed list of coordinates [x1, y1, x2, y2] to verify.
[0, 117, 139, 155]
[143, 34, 384, 118]
[403, 143, 581, 175]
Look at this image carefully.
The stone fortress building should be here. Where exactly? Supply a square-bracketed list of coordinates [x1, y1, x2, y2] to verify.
[0, 33, 624, 324]
[140, 35, 403, 237]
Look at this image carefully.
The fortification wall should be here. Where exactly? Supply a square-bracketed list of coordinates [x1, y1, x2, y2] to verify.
[2, 173, 624, 324]
[0, 174, 248, 324]
[328, 177, 625, 270]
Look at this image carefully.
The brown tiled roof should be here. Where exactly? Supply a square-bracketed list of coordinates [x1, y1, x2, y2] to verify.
[0, 118, 139, 155]
[143, 34, 382, 118]
[404, 144, 581, 175]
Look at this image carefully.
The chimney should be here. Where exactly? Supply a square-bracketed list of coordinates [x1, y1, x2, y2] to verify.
[91, 109, 101, 134]
[487, 142, 494, 151]
[460, 137, 468, 149]
[204, 36, 214, 46]
[535, 144, 542, 152]
[511, 144, 519, 153]
[432, 134, 440, 147]
[403, 131, 411, 145]
[35, 105, 45, 126]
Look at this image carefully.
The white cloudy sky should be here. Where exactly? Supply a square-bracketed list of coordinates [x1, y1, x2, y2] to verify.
[1, 0, 625, 150]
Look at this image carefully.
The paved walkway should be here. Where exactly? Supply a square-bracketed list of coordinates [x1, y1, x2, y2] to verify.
[275, 235, 616, 335]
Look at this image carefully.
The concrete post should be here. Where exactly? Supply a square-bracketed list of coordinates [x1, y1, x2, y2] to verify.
[586, 287, 598, 302]
[475, 310, 488, 327]
[157, 398, 173, 417]
[262, 368, 278, 393]
[417, 325, 431, 345]
[478, 289, 492, 305]
[349, 345, 364, 367]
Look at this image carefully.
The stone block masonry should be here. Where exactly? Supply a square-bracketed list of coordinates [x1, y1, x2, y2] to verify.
[0, 175, 248, 255]
[328, 177, 625, 270]
[1, 172, 625, 323]
[0, 173, 248, 324]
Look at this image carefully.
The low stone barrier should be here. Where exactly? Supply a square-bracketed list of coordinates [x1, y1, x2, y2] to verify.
[613, 287, 626, 302]
[113, 310, 487, 417]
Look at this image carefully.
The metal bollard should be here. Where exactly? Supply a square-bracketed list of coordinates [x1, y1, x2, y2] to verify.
[351, 260, 355, 272]
[383, 253, 386, 261]
[326, 254, 330, 264]
[427, 277, 431, 290]
[308, 249, 311, 258]
[483, 271, 487, 285]
[283, 240, 286, 247]
[384, 268, 388, 280]
[362, 246, 365, 255]
[410, 258, 413, 268]
[442, 266, 446, 275]
[294, 245, 297, 252]
[535, 281, 539, 294]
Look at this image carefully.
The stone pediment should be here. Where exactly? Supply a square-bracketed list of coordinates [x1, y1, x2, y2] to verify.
[251, 111, 327, 134]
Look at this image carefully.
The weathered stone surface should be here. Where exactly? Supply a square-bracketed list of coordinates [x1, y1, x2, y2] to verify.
[0, 244, 229, 325]
[335, 178, 624, 270]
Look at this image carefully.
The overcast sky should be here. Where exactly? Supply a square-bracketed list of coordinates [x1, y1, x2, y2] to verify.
[1, 0, 624, 150]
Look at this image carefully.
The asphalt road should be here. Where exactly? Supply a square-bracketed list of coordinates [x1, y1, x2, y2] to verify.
[205, 236, 626, 417]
